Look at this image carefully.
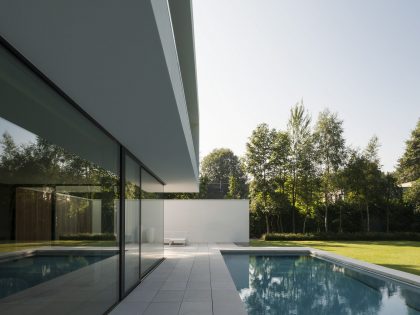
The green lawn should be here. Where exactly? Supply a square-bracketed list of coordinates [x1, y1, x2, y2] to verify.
[250, 240, 420, 276]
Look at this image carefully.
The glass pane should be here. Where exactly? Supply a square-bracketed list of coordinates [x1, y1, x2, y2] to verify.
[0, 45, 119, 314]
[141, 169, 164, 276]
[124, 155, 140, 291]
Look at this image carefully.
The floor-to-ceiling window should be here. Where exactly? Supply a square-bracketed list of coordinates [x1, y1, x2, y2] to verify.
[124, 155, 141, 292]
[0, 40, 167, 313]
[0, 44, 120, 314]
[141, 169, 164, 276]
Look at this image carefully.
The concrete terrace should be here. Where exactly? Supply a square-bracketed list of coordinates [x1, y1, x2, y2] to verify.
[110, 244, 247, 315]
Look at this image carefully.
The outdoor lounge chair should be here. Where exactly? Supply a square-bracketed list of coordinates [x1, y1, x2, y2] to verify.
[164, 231, 187, 246]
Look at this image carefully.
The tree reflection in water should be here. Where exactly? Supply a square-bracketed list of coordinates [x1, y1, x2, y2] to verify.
[225, 255, 420, 315]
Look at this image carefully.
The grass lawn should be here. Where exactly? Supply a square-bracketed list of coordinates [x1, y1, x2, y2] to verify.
[0, 240, 117, 253]
[250, 240, 420, 276]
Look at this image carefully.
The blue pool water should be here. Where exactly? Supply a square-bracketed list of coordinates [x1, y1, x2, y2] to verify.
[223, 254, 420, 315]
[0, 253, 113, 299]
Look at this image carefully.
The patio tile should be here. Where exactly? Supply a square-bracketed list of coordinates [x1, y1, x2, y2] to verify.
[153, 290, 184, 302]
[189, 274, 211, 282]
[125, 288, 158, 302]
[211, 289, 242, 304]
[187, 280, 211, 290]
[111, 243, 246, 315]
[211, 280, 237, 290]
[179, 301, 212, 315]
[213, 302, 248, 315]
[143, 302, 181, 315]
[183, 289, 212, 302]
[160, 281, 187, 291]
[110, 301, 149, 315]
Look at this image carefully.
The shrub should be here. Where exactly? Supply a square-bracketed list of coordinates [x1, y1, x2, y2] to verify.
[263, 232, 420, 241]
[59, 233, 116, 241]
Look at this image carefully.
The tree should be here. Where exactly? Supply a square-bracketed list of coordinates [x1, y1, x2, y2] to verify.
[396, 118, 420, 183]
[245, 124, 277, 234]
[314, 109, 346, 232]
[364, 135, 381, 166]
[296, 136, 320, 233]
[286, 101, 312, 233]
[362, 136, 383, 232]
[342, 149, 366, 231]
[382, 173, 402, 233]
[342, 143, 383, 233]
[271, 131, 291, 232]
[227, 175, 240, 199]
[403, 179, 420, 213]
[201, 148, 247, 198]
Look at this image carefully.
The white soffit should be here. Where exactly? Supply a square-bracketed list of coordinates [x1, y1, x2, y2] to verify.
[0, 0, 199, 192]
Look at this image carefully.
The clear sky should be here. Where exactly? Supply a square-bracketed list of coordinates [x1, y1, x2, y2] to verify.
[192, 0, 420, 172]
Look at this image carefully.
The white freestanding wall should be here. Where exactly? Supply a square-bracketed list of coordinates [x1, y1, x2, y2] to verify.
[164, 199, 249, 243]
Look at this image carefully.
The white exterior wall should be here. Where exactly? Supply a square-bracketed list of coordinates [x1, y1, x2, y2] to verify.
[164, 199, 249, 243]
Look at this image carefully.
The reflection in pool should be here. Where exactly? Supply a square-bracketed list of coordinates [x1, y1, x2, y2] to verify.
[0, 253, 115, 299]
[223, 254, 420, 315]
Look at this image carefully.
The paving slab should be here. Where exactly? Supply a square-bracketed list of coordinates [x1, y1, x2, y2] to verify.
[109, 243, 247, 315]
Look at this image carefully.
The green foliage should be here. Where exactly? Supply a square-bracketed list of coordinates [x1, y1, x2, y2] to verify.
[287, 101, 314, 232]
[364, 135, 381, 165]
[226, 175, 241, 199]
[200, 148, 247, 198]
[396, 118, 420, 183]
[263, 232, 420, 241]
[59, 233, 116, 241]
[247, 105, 419, 238]
[313, 109, 346, 232]
[245, 124, 278, 233]
[404, 179, 420, 213]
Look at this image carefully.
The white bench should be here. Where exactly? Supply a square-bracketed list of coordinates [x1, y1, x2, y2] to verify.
[164, 231, 187, 246]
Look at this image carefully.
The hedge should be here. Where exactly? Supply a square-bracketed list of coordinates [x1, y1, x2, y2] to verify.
[59, 233, 116, 241]
[263, 232, 420, 241]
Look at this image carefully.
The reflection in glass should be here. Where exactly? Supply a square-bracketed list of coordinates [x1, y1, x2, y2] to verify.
[223, 254, 420, 315]
[0, 44, 119, 314]
[141, 169, 164, 275]
[124, 155, 140, 291]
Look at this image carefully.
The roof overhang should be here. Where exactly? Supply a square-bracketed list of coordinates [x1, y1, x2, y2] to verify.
[0, 0, 199, 192]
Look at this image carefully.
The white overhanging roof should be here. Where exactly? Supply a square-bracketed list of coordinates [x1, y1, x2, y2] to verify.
[0, 0, 199, 192]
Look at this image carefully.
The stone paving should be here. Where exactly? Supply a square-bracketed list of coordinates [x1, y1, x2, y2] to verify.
[110, 243, 247, 315]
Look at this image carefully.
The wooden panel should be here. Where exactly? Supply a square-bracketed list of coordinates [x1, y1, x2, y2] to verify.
[15, 187, 52, 241]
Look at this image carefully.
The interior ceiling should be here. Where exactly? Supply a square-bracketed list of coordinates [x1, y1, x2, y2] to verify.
[0, 0, 199, 192]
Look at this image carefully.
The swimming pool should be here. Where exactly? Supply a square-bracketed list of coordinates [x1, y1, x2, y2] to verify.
[223, 254, 420, 315]
[0, 252, 115, 299]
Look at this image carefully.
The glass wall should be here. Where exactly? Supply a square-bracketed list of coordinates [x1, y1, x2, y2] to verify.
[141, 169, 164, 276]
[124, 155, 141, 292]
[0, 45, 120, 314]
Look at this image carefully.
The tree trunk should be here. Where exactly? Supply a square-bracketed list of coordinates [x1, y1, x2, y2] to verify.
[292, 170, 296, 233]
[339, 205, 343, 233]
[292, 207, 296, 233]
[316, 217, 321, 233]
[277, 214, 284, 233]
[303, 216, 307, 234]
[324, 192, 329, 233]
[265, 213, 270, 235]
[360, 203, 364, 232]
[366, 203, 370, 233]
[386, 206, 390, 233]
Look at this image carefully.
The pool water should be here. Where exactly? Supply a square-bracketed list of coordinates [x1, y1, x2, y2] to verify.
[0, 253, 113, 299]
[223, 254, 420, 315]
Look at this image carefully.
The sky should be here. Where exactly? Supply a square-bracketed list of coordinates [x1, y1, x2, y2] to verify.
[192, 0, 420, 172]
